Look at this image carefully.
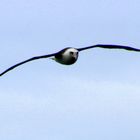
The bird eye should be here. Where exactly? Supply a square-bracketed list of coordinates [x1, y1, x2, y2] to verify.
[70, 51, 74, 55]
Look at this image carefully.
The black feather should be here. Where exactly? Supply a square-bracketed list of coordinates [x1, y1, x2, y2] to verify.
[77, 44, 140, 52]
[0, 53, 55, 76]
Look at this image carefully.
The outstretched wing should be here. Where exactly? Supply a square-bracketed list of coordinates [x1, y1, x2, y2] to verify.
[77, 44, 140, 52]
[0, 53, 56, 76]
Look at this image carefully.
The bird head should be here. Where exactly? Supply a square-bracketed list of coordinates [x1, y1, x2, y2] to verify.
[54, 47, 79, 65]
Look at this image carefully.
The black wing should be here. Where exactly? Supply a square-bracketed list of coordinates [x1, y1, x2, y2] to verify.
[0, 53, 56, 76]
[77, 44, 140, 52]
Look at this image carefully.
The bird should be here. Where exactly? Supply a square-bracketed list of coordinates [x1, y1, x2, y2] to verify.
[0, 44, 140, 76]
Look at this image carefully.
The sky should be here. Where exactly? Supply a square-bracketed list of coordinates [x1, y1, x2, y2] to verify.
[0, 0, 140, 139]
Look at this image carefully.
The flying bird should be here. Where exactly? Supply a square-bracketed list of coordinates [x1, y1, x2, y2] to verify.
[0, 44, 140, 76]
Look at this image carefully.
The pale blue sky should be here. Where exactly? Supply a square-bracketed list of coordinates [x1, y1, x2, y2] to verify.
[1, 0, 140, 140]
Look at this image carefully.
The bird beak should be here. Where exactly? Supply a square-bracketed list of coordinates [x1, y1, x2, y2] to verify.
[74, 52, 78, 58]
[72, 54, 77, 59]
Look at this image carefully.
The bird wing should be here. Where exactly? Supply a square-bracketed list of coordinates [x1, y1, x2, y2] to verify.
[0, 53, 56, 76]
[77, 44, 140, 52]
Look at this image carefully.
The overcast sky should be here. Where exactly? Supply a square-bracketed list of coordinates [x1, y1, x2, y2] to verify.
[0, 0, 140, 140]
